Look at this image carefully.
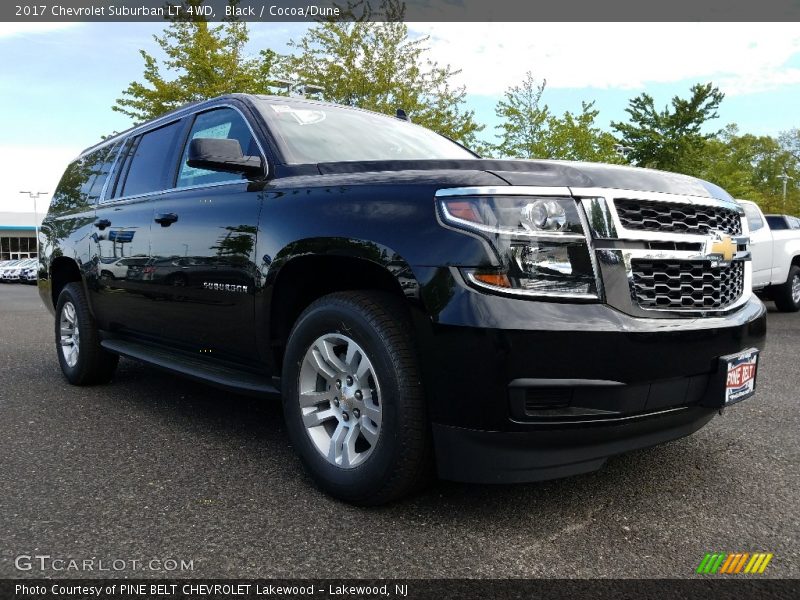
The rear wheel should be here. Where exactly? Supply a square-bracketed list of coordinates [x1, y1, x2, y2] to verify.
[281, 291, 432, 505]
[772, 264, 800, 312]
[55, 282, 119, 385]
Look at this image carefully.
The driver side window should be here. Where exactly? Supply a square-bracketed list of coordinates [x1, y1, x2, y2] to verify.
[177, 108, 258, 189]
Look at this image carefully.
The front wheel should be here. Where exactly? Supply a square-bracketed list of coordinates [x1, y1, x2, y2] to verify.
[55, 282, 119, 385]
[281, 291, 432, 505]
[772, 265, 800, 312]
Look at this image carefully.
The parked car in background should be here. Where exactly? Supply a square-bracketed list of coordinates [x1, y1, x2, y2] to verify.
[21, 262, 38, 284]
[1, 259, 25, 282]
[3, 258, 38, 282]
[738, 200, 800, 311]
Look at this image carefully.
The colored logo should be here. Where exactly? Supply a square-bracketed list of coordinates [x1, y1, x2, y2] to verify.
[709, 233, 736, 262]
[727, 362, 756, 389]
[697, 552, 774, 574]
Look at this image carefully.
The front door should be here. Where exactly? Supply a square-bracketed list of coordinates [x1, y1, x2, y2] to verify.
[144, 106, 264, 363]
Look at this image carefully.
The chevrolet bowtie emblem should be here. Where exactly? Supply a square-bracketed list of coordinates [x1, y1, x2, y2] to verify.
[710, 234, 736, 262]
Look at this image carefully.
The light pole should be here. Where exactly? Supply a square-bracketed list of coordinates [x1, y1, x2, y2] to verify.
[19, 191, 48, 259]
[777, 173, 794, 214]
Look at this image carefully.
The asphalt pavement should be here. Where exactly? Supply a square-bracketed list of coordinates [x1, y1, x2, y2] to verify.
[0, 283, 797, 578]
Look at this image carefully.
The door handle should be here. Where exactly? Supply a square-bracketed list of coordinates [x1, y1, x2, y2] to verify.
[94, 219, 111, 230]
[154, 213, 179, 227]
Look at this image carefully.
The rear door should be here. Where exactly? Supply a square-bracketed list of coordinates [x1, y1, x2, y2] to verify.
[741, 202, 773, 288]
[90, 119, 186, 334]
[144, 105, 265, 363]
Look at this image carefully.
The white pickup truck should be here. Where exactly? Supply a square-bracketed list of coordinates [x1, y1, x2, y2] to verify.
[738, 199, 800, 312]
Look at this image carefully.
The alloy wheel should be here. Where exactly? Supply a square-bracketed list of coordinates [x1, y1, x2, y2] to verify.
[59, 301, 80, 368]
[298, 333, 382, 469]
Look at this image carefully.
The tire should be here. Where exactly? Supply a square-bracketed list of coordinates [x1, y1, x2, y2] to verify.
[55, 282, 119, 385]
[281, 291, 432, 505]
[772, 264, 800, 313]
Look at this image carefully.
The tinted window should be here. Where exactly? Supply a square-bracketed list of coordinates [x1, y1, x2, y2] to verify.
[255, 98, 476, 164]
[742, 203, 764, 232]
[766, 215, 789, 230]
[86, 143, 120, 203]
[109, 137, 136, 199]
[120, 121, 183, 197]
[177, 108, 258, 188]
[50, 144, 117, 213]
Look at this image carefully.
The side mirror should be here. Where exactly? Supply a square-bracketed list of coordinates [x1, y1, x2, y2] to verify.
[187, 138, 263, 176]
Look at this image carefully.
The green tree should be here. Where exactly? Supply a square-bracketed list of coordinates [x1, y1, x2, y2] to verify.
[611, 82, 725, 173]
[282, 0, 481, 147]
[541, 102, 622, 163]
[492, 71, 549, 158]
[697, 125, 799, 214]
[114, 1, 279, 123]
[492, 74, 621, 163]
[779, 128, 800, 163]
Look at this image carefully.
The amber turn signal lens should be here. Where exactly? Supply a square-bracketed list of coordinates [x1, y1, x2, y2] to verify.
[444, 200, 482, 223]
[473, 273, 511, 287]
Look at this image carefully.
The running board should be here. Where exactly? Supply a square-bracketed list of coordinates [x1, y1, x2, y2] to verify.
[101, 338, 279, 397]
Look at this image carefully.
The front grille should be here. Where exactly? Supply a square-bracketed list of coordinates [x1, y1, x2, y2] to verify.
[615, 199, 742, 236]
[631, 260, 745, 310]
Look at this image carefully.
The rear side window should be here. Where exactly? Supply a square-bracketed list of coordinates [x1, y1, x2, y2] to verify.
[50, 143, 117, 212]
[176, 108, 258, 189]
[766, 215, 788, 230]
[119, 121, 183, 198]
[742, 203, 764, 232]
[84, 143, 120, 203]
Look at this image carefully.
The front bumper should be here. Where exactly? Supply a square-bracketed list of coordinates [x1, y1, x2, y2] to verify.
[433, 406, 717, 483]
[411, 267, 767, 483]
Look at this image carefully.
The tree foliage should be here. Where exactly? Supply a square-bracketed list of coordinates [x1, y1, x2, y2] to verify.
[697, 125, 799, 214]
[540, 102, 622, 163]
[113, 1, 278, 123]
[282, 0, 481, 146]
[112, 12, 799, 215]
[611, 83, 724, 172]
[492, 73, 621, 163]
[492, 71, 550, 158]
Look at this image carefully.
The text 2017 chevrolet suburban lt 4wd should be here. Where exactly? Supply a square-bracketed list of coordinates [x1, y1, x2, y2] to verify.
[38, 95, 767, 504]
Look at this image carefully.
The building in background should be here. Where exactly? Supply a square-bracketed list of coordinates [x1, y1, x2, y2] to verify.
[0, 212, 41, 260]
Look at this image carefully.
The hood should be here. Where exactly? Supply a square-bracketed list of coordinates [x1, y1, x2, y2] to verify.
[316, 158, 733, 202]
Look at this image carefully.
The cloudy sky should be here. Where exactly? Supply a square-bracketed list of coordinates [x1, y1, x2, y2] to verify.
[1, 21, 799, 215]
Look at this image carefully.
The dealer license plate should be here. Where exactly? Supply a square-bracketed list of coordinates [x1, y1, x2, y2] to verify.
[722, 348, 759, 405]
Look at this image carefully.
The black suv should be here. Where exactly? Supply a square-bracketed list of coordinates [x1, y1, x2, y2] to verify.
[39, 94, 766, 504]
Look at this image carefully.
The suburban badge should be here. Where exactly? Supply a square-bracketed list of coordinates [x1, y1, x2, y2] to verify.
[203, 282, 248, 293]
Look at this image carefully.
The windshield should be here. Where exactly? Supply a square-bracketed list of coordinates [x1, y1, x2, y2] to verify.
[255, 98, 477, 164]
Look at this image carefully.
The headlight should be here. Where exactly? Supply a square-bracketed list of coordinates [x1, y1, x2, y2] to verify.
[439, 194, 600, 299]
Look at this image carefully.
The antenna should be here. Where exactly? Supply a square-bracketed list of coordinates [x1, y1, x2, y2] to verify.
[396, 109, 411, 122]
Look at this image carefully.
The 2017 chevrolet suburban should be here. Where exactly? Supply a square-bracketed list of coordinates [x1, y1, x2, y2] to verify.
[38, 95, 767, 504]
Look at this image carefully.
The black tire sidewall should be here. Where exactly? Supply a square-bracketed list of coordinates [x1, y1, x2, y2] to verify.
[282, 298, 409, 501]
[55, 284, 88, 384]
[789, 266, 800, 310]
[774, 265, 800, 312]
[54, 282, 118, 385]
